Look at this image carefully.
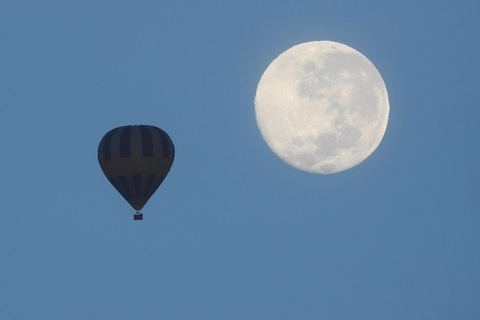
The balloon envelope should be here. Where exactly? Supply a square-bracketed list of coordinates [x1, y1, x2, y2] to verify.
[98, 125, 175, 211]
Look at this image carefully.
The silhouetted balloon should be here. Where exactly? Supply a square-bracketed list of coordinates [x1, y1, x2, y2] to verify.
[98, 125, 174, 213]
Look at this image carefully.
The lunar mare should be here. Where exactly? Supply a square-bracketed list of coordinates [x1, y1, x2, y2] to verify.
[255, 41, 389, 174]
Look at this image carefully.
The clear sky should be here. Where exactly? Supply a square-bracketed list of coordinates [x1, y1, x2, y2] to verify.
[1, 1, 479, 319]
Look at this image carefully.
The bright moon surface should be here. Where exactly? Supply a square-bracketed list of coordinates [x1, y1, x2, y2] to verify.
[255, 41, 389, 174]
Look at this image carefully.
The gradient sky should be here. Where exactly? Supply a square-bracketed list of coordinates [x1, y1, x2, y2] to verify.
[1, 1, 479, 319]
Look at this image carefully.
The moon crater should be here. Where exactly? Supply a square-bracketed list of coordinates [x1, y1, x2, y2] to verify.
[255, 41, 389, 174]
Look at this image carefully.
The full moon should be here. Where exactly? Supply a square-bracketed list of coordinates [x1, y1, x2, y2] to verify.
[255, 41, 389, 174]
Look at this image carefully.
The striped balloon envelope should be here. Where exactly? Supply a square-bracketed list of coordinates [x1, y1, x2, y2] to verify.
[98, 125, 175, 218]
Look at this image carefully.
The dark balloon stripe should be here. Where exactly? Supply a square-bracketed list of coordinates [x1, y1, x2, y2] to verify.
[102, 129, 116, 161]
[153, 127, 171, 158]
[140, 125, 154, 157]
[133, 174, 142, 198]
[151, 176, 165, 196]
[118, 175, 132, 200]
[119, 126, 132, 158]
[143, 174, 156, 199]
[109, 178, 123, 199]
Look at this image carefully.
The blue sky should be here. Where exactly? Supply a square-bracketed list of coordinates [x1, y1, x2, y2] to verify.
[1, 1, 479, 319]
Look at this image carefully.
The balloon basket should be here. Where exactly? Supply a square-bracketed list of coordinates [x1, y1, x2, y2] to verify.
[133, 212, 143, 220]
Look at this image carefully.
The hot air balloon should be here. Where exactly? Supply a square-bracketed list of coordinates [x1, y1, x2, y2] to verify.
[98, 125, 175, 220]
